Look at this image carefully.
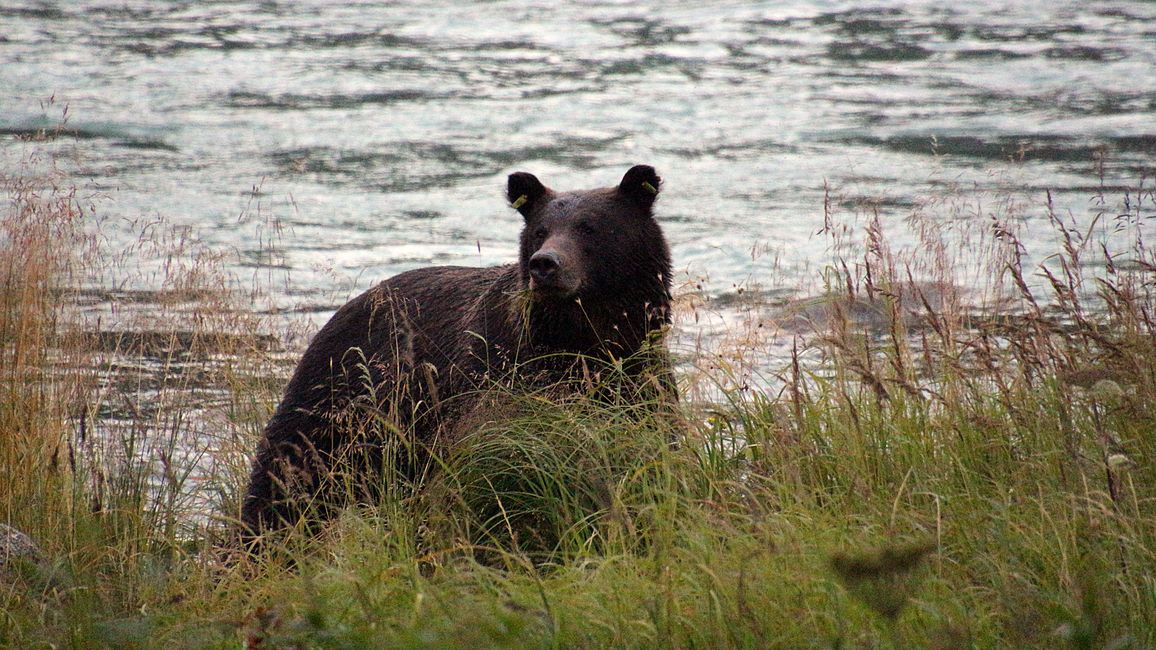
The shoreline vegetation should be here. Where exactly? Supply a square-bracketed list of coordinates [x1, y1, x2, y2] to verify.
[2, 141, 1154, 648]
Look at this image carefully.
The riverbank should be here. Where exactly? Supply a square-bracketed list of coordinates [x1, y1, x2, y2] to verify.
[2, 158, 1153, 647]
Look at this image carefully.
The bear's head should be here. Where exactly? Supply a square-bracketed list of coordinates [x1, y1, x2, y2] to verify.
[508, 165, 672, 312]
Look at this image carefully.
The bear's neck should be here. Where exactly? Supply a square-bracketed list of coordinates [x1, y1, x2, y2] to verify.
[472, 265, 670, 376]
[523, 280, 670, 360]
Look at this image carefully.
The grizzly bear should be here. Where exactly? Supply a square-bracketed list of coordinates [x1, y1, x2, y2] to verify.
[240, 164, 674, 539]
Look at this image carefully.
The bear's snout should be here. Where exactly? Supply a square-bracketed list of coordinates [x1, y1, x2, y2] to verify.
[528, 245, 580, 295]
[528, 250, 561, 284]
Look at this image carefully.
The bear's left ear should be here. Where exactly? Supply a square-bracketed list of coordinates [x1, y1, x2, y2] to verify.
[618, 164, 662, 211]
[507, 171, 549, 219]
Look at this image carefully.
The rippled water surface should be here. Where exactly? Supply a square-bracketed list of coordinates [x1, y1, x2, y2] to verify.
[3, 0, 1154, 324]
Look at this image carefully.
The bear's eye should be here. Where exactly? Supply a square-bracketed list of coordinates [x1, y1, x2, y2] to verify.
[576, 220, 596, 235]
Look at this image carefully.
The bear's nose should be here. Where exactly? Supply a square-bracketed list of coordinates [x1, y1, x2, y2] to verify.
[528, 250, 561, 283]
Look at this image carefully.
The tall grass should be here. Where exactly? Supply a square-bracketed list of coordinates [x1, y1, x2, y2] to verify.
[1, 145, 87, 565]
[1, 141, 283, 645]
[2, 139, 1154, 648]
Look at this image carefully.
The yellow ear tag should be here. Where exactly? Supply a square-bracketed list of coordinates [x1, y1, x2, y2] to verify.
[511, 194, 528, 210]
[641, 181, 658, 195]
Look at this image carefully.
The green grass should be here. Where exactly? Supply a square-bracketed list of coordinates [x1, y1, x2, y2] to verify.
[2, 148, 1154, 648]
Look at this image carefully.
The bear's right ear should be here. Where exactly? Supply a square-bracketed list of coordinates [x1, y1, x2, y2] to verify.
[507, 172, 548, 219]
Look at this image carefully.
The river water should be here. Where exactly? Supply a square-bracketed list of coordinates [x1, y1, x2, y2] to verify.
[4, 0, 1153, 306]
[3, 0, 1155, 361]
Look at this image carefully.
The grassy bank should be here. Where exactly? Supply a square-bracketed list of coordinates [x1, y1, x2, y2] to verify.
[2, 152, 1154, 648]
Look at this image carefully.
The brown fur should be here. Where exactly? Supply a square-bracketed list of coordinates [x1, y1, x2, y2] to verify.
[240, 165, 674, 540]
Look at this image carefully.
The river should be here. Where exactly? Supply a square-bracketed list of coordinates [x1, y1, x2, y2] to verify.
[4, 0, 1152, 314]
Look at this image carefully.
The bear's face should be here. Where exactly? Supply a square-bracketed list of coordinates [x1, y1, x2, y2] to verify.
[508, 165, 670, 305]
